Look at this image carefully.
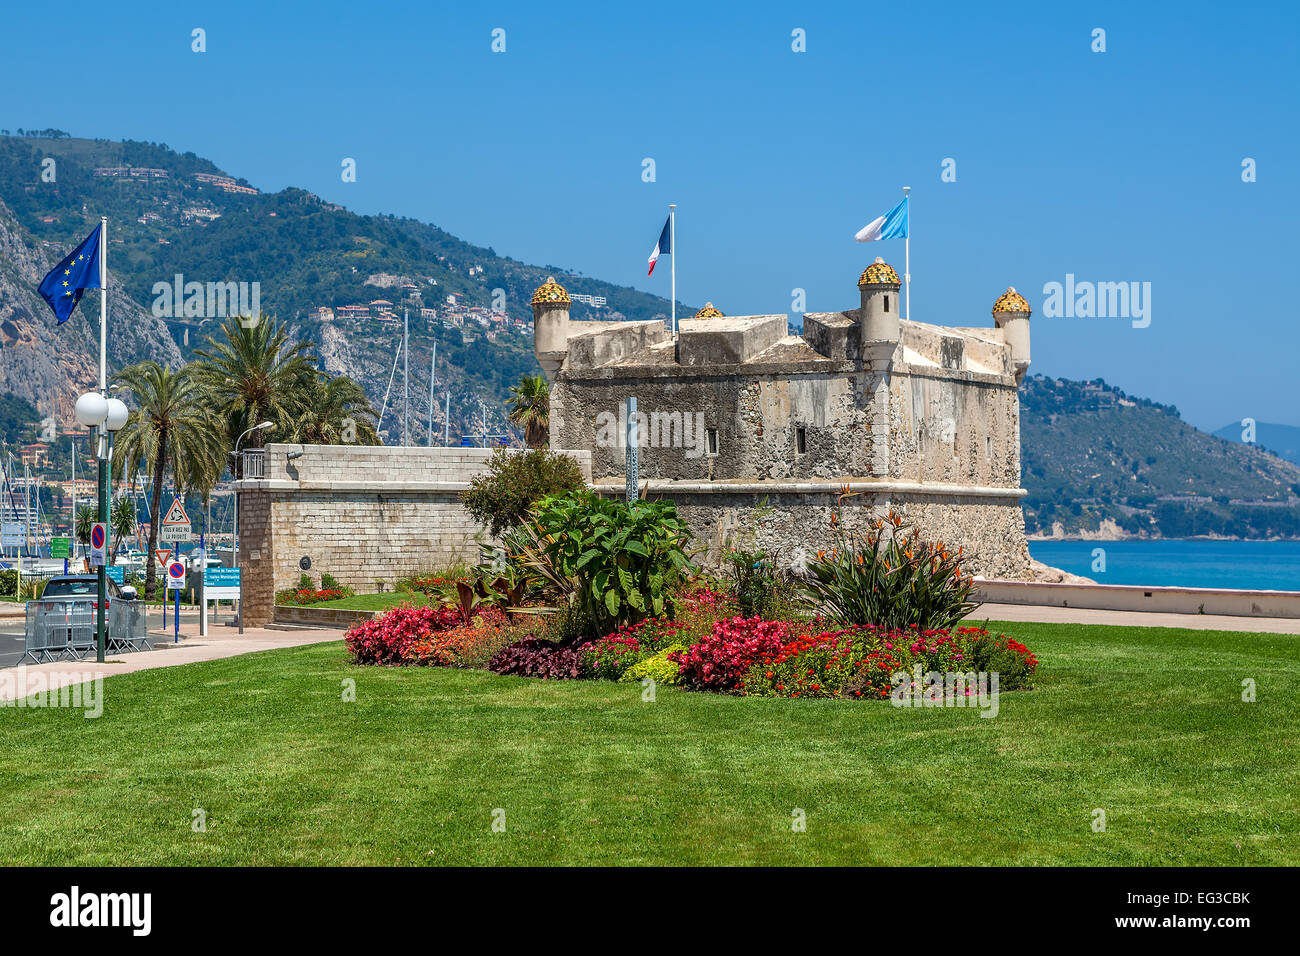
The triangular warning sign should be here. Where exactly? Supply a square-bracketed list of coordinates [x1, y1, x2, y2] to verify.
[155, 549, 172, 567]
[162, 497, 190, 526]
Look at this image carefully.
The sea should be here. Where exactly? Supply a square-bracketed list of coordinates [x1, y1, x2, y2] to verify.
[1027, 540, 1300, 592]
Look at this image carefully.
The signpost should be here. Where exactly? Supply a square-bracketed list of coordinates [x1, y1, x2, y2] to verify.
[159, 497, 192, 545]
[1, 522, 22, 548]
[155, 549, 172, 569]
[625, 396, 639, 502]
[105, 565, 124, 585]
[51, 535, 70, 573]
[89, 522, 107, 567]
[166, 559, 185, 643]
[203, 567, 240, 633]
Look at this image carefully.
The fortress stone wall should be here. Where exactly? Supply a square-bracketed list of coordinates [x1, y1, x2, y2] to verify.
[235, 444, 591, 627]
[534, 260, 1035, 578]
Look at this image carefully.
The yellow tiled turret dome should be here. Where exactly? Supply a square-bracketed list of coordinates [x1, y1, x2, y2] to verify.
[992, 287, 1031, 315]
[857, 257, 901, 287]
[531, 276, 570, 306]
[694, 302, 724, 318]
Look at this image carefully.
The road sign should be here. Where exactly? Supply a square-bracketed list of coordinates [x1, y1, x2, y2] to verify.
[155, 548, 172, 568]
[90, 522, 107, 566]
[106, 565, 125, 585]
[203, 566, 241, 600]
[166, 560, 186, 590]
[1, 522, 22, 547]
[50, 536, 71, 559]
[160, 496, 192, 544]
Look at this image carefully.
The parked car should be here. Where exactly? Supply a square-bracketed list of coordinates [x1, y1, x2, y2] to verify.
[40, 574, 137, 604]
[24, 575, 147, 659]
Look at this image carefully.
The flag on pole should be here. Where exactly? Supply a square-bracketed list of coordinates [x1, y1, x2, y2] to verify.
[647, 216, 672, 276]
[37, 223, 104, 324]
[854, 196, 908, 242]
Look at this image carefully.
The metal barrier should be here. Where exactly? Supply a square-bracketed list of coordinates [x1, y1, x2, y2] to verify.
[19, 599, 152, 663]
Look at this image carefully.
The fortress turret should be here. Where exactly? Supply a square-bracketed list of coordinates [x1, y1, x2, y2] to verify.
[694, 302, 725, 318]
[531, 277, 571, 379]
[858, 257, 902, 369]
[992, 287, 1031, 383]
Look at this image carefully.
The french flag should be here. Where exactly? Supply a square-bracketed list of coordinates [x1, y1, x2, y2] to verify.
[647, 216, 671, 276]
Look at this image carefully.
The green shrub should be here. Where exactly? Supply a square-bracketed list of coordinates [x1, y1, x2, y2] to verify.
[460, 448, 585, 537]
[519, 489, 695, 633]
[619, 643, 685, 685]
[20, 577, 48, 600]
[298, 572, 314, 590]
[800, 511, 977, 630]
[725, 548, 803, 621]
[320, 572, 341, 591]
[0, 569, 17, 596]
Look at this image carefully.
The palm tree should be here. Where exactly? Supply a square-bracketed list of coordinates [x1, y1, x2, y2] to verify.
[193, 314, 317, 456]
[111, 362, 225, 599]
[284, 370, 380, 445]
[506, 374, 550, 448]
[109, 496, 136, 563]
[75, 505, 96, 558]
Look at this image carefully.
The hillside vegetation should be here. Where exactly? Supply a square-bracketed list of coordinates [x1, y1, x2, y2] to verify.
[1020, 376, 1300, 538]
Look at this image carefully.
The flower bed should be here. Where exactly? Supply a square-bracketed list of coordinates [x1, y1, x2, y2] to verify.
[344, 584, 1039, 703]
[277, 587, 352, 606]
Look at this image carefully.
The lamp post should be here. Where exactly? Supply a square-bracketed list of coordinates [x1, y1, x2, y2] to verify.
[231, 421, 272, 634]
[74, 392, 127, 663]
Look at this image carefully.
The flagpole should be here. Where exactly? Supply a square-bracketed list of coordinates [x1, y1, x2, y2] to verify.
[96, 216, 107, 663]
[669, 203, 676, 338]
[902, 187, 910, 320]
[99, 217, 107, 390]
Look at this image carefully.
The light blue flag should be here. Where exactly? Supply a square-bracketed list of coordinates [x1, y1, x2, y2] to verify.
[854, 196, 908, 242]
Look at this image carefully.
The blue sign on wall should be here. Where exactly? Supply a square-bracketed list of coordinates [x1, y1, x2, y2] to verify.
[204, 568, 241, 587]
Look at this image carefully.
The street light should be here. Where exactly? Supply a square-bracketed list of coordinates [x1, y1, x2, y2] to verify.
[232, 421, 273, 633]
[75, 390, 126, 663]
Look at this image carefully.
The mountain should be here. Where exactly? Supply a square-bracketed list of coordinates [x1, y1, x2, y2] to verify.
[3, 133, 1297, 540]
[1020, 376, 1300, 539]
[0, 132, 683, 443]
[1213, 421, 1300, 467]
[0, 195, 180, 424]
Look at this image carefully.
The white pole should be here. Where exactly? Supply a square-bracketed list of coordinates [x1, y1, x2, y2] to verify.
[99, 217, 107, 392]
[403, 309, 409, 445]
[902, 186, 910, 320]
[669, 204, 677, 338]
[427, 340, 436, 446]
[70, 443, 76, 558]
[443, 392, 450, 447]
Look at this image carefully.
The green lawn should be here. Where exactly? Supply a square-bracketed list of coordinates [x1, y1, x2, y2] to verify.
[1, 620, 1297, 865]
[304, 591, 432, 612]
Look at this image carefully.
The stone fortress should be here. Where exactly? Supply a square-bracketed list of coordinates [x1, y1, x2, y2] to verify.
[533, 260, 1035, 578]
[234, 258, 1035, 627]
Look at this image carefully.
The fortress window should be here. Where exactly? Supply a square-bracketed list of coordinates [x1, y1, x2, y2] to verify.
[796, 427, 807, 455]
[706, 428, 719, 457]
[883, 295, 890, 313]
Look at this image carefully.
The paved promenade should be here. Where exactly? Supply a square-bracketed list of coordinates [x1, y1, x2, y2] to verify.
[972, 602, 1300, 634]
[0, 625, 343, 702]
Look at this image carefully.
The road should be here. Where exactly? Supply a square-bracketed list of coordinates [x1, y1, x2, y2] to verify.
[1, 606, 230, 669]
[0, 622, 24, 669]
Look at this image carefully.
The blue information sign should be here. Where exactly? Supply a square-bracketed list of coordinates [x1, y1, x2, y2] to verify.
[204, 568, 241, 587]
[106, 565, 125, 585]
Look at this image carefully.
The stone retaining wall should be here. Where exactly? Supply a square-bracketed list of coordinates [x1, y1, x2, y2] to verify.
[236, 445, 592, 627]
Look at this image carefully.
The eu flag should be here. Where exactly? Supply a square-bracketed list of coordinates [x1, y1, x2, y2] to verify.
[38, 223, 103, 324]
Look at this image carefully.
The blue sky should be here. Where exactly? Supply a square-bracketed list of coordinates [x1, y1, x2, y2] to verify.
[2, 0, 1296, 430]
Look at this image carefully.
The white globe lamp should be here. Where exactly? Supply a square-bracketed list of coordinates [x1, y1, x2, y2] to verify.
[74, 391, 109, 429]
[104, 397, 129, 432]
